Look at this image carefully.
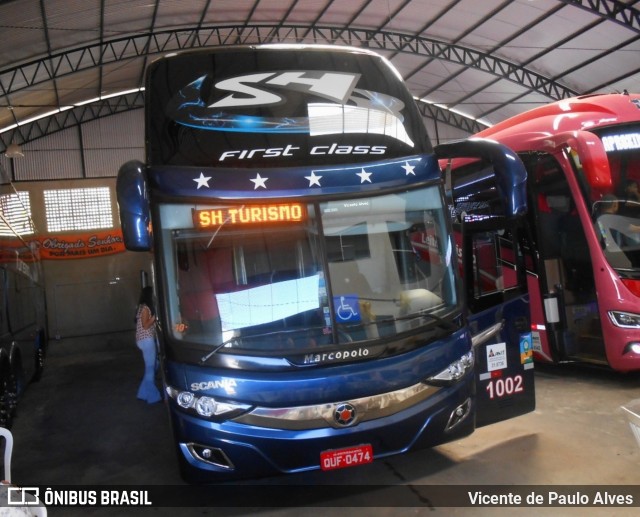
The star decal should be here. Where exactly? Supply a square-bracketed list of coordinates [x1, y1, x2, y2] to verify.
[402, 161, 416, 175]
[356, 168, 372, 183]
[339, 408, 353, 421]
[305, 171, 323, 187]
[193, 172, 212, 189]
[250, 173, 268, 189]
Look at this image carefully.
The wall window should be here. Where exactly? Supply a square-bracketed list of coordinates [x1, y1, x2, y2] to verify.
[44, 187, 113, 232]
[0, 191, 34, 236]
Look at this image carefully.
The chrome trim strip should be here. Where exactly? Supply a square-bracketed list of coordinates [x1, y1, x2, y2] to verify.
[232, 381, 441, 430]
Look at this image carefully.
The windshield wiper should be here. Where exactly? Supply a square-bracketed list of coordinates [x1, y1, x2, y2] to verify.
[384, 309, 458, 331]
[199, 313, 456, 365]
[199, 335, 239, 364]
[199, 327, 324, 364]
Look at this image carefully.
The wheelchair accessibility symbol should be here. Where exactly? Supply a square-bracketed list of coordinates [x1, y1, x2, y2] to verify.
[333, 295, 361, 323]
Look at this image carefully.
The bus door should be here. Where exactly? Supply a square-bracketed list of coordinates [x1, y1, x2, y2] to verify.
[522, 149, 606, 365]
[438, 139, 535, 426]
[458, 216, 535, 427]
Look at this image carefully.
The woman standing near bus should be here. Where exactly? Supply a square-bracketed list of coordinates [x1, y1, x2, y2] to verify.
[135, 286, 161, 404]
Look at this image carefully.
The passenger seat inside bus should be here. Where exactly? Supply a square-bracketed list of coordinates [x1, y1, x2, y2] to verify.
[328, 260, 372, 298]
[178, 247, 234, 334]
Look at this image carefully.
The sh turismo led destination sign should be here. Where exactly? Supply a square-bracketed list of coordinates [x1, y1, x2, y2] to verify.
[193, 203, 305, 228]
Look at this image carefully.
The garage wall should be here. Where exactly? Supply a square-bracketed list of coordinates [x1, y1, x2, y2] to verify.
[2, 110, 150, 339]
[45, 250, 152, 338]
[16, 177, 153, 339]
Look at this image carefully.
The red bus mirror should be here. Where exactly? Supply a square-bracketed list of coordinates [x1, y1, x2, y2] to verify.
[546, 130, 613, 195]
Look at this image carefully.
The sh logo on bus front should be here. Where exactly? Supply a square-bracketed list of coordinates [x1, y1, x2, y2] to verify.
[168, 70, 408, 135]
[208, 71, 360, 108]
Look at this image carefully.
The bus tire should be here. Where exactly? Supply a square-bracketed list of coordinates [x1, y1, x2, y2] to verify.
[0, 361, 18, 429]
[32, 331, 47, 382]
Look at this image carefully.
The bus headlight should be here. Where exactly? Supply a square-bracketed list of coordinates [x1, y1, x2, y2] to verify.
[176, 391, 195, 408]
[609, 311, 640, 329]
[166, 386, 251, 420]
[426, 350, 474, 386]
[195, 396, 217, 417]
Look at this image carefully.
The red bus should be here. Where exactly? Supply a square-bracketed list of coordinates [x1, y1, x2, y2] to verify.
[447, 93, 640, 372]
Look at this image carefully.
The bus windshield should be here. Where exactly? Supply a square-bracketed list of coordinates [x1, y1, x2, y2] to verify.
[589, 124, 640, 271]
[159, 186, 458, 357]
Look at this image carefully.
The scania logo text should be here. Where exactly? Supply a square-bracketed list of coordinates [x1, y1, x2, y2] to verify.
[191, 378, 237, 392]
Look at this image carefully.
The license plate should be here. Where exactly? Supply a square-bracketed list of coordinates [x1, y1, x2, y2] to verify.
[320, 444, 373, 471]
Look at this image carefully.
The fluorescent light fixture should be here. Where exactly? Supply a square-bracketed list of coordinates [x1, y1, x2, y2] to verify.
[0, 87, 145, 134]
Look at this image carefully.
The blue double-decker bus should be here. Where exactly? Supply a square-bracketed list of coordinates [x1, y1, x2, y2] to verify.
[117, 44, 534, 482]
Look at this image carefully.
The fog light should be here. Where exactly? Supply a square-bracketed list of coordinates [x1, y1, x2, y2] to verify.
[187, 443, 235, 469]
[623, 342, 640, 355]
[446, 398, 472, 431]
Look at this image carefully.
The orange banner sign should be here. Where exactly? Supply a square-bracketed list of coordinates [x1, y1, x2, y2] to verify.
[38, 230, 127, 260]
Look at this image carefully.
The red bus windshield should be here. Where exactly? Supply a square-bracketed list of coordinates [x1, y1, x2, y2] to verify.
[590, 124, 640, 272]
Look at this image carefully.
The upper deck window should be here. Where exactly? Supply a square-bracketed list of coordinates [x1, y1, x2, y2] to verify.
[146, 48, 431, 168]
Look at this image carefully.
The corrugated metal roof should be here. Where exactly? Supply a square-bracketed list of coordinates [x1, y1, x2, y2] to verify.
[0, 0, 639, 160]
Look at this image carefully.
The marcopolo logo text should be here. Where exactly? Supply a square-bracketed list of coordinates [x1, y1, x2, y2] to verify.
[304, 347, 370, 365]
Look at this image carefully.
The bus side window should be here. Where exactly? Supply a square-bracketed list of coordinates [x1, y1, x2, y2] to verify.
[496, 232, 518, 290]
[536, 193, 564, 258]
[471, 231, 503, 298]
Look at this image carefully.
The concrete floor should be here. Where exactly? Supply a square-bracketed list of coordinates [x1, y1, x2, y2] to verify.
[5, 331, 640, 516]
